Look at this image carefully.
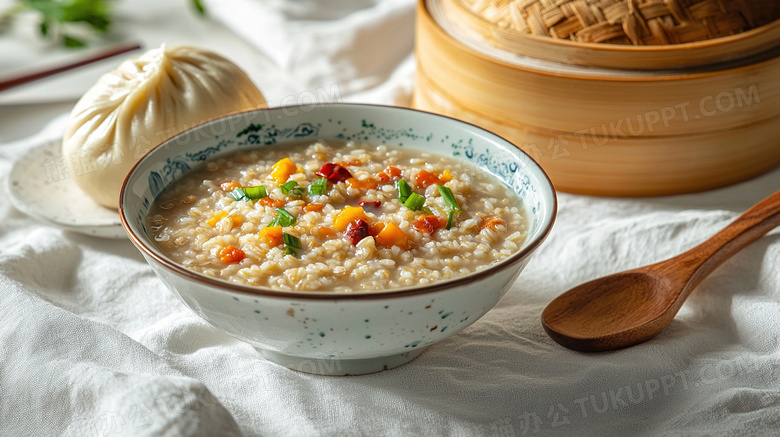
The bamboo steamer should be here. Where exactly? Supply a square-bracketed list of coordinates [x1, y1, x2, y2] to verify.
[445, 0, 780, 69]
[412, 0, 780, 196]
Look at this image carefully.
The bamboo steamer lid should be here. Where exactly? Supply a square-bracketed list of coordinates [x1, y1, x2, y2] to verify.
[447, 0, 780, 68]
[412, 0, 780, 196]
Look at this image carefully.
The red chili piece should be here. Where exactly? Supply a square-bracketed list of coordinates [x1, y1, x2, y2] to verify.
[345, 219, 370, 246]
[358, 200, 382, 208]
[413, 215, 445, 235]
[317, 163, 353, 183]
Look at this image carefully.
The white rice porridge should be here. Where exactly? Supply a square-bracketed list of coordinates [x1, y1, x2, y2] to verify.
[149, 140, 527, 292]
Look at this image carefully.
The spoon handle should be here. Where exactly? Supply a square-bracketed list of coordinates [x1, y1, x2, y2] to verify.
[669, 189, 780, 295]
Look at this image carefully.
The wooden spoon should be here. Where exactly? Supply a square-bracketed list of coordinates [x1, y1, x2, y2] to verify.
[542, 189, 780, 352]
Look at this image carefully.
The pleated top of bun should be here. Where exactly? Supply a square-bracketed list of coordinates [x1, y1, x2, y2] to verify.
[63, 45, 266, 208]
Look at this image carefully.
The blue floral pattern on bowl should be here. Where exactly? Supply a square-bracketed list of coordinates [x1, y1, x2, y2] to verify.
[135, 116, 544, 235]
[237, 122, 319, 146]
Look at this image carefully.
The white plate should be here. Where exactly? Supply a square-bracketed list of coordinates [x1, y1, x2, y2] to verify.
[5, 139, 126, 239]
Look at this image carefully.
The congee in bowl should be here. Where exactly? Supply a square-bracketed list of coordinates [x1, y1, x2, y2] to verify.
[120, 104, 556, 374]
[149, 140, 527, 292]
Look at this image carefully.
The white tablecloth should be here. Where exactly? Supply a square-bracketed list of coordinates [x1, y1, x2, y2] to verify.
[2, 1, 779, 436]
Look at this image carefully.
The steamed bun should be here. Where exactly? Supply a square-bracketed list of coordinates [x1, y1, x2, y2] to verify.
[62, 45, 266, 208]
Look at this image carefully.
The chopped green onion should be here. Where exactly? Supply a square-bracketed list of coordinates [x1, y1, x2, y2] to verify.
[283, 232, 302, 249]
[279, 181, 296, 193]
[267, 208, 297, 227]
[281, 230, 301, 257]
[437, 184, 462, 214]
[244, 186, 267, 199]
[276, 208, 297, 226]
[421, 206, 434, 216]
[279, 181, 303, 197]
[283, 247, 298, 257]
[308, 177, 328, 196]
[230, 187, 248, 201]
[437, 184, 460, 229]
[396, 179, 412, 203]
[403, 192, 426, 211]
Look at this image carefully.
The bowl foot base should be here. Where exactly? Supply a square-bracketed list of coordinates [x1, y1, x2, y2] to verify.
[257, 348, 426, 375]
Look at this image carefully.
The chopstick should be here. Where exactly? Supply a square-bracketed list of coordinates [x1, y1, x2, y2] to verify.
[0, 42, 142, 93]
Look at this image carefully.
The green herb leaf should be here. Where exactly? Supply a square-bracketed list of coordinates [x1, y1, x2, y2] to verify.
[396, 178, 412, 203]
[437, 184, 462, 214]
[283, 232, 302, 249]
[59, 0, 111, 33]
[63, 35, 85, 48]
[230, 187, 248, 201]
[0, 0, 121, 47]
[308, 177, 327, 196]
[192, 0, 206, 16]
[403, 193, 426, 211]
[244, 186, 267, 200]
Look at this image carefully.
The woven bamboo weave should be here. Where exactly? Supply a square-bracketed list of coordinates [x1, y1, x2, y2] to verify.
[461, 0, 780, 44]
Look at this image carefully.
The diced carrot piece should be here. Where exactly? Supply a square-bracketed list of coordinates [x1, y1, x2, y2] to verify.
[230, 215, 243, 227]
[416, 169, 453, 189]
[258, 197, 286, 208]
[345, 178, 361, 190]
[218, 245, 245, 264]
[361, 178, 378, 189]
[304, 203, 325, 213]
[414, 170, 453, 188]
[271, 158, 297, 184]
[346, 177, 378, 190]
[480, 217, 506, 230]
[207, 211, 228, 227]
[385, 166, 402, 179]
[258, 226, 283, 247]
[336, 159, 362, 167]
[375, 222, 408, 247]
[415, 170, 438, 188]
[333, 206, 369, 232]
[220, 181, 242, 192]
[317, 226, 336, 237]
[376, 172, 390, 183]
[413, 215, 445, 235]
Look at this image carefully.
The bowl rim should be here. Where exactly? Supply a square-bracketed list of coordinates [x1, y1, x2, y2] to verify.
[119, 103, 557, 301]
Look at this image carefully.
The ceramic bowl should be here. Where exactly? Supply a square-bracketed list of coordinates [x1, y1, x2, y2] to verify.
[120, 104, 556, 375]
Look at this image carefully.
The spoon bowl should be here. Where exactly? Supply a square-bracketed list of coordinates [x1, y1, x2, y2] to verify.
[543, 270, 679, 352]
[542, 189, 780, 352]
